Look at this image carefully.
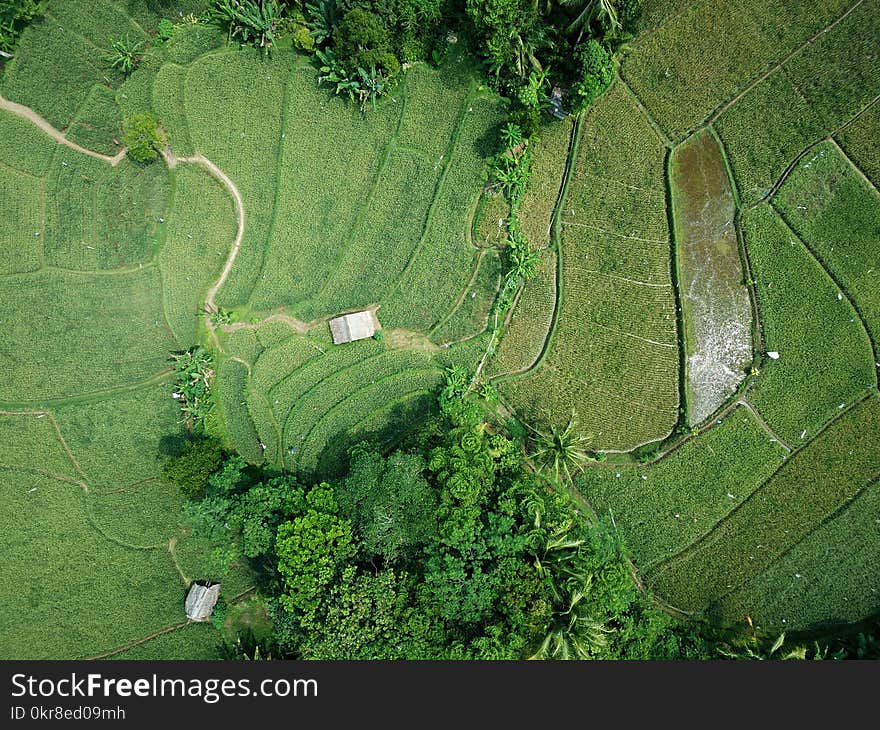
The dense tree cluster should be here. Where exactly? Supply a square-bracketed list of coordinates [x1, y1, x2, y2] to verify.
[166, 375, 702, 659]
[0, 0, 43, 56]
[204, 0, 636, 114]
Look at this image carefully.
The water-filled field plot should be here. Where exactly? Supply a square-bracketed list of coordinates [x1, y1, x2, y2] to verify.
[671, 131, 752, 424]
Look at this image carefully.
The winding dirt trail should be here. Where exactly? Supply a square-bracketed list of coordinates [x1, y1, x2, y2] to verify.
[163, 151, 246, 350]
[0, 94, 127, 165]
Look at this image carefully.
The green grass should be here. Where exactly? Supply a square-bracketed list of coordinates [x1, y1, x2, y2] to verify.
[710, 478, 880, 633]
[578, 405, 787, 570]
[490, 251, 557, 377]
[743, 205, 875, 443]
[519, 117, 572, 249]
[43, 148, 169, 270]
[0, 413, 82, 480]
[250, 334, 323, 395]
[88, 480, 185, 548]
[151, 63, 194, 155]
[216, 359, 264, 465]
[66, 84, 122, 155]
[502, 83, 679, 450]
[836, 103, 880, 187]
[619, 0, 852, 141]
[183, 51, 292, 308]
[715, 0, 880, 203]
[0, 468, 187, 659]
[0, 111, 58, 176]
[52, 383, 181, 491]
[472, 191, 510, 248]
[430, 252, 501, 345]
[0, 165, 42, 274]
[773, 141, 880, 344]
[161, 164, 236, 345]
[106, 621, 221, 660]
[296, 368, 444, 476]
[648, 394, 880, 614]
[382, 94, 505, 331]
[0, 268, 177, 400]
[2, 21, 115, 130]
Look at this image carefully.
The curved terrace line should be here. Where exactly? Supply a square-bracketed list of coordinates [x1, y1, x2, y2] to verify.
[0, 94, 127, 165]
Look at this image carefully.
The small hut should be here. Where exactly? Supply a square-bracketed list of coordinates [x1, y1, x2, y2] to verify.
[328, 310, 380, 345]
[185, 582, 220, 621]
[549, 87, 568, 119]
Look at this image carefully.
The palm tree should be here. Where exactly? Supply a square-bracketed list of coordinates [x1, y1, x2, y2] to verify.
[530, 582, 611, 659]
[560, 0, 620, 40]
[527, 517, 611, 660]
[526, 410, 594, 483]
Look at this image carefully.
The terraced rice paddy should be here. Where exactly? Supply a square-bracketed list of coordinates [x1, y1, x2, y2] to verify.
[2, 0, 879, 658]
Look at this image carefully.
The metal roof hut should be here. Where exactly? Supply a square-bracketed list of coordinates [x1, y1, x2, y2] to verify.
[549, 86, 568, 119]
[328, 310, 380, 345]
[185, 582, 220, 621]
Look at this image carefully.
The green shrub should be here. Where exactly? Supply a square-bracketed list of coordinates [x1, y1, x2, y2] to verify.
[161, 438, 225, 499]
[291, 24, 314, 51]
[570, 41, 613, 114]
[106, 34, 144, 76]
[157, 18, 174, 42]
[0, 0, 44, 54]
[333, 8, 399, 77]
[122, 112, 166, 163]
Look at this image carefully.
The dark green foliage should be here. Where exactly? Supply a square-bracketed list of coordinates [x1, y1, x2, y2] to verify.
[161, 438, 224, 499]
[122, 112, 165, 163]
[0, 0, 43, 54]
[333, 7, 399, 77]
[106, 34, 144, 76]
[569, 40, 612, 113]
[209, 0, 283, 50]
[337, 445, 438, 564]
[157, 18, 174, 42]
[170, 346, 215, 427]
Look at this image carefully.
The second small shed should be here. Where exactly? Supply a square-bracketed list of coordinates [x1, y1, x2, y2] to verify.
[328, 310, 380, 345]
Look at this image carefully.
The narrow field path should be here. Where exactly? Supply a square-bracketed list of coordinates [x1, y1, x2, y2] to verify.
[0, 94, 126, 165]
[736, 399, 793, 452]
[164, 151, 246, 351]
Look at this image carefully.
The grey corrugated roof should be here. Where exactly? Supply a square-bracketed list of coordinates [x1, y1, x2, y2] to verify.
[185, 583, 220, 621]
[328, 310, 379, 344]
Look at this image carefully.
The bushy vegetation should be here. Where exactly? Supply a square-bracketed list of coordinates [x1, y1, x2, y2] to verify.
[122, 112, 166, 162]
[0, 0, 44, 55]
[178, 384, 702, 659]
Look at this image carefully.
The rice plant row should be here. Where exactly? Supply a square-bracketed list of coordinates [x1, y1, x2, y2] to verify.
[647, 394, 880, 612]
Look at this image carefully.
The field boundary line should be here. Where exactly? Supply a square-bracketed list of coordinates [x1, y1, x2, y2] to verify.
[829, 135, 880, 198]
[293, 367, 443, 472]
[94, 477, 159, 495]
[736, 399, 793, 452]
[490, 113, 582, 383]
[0, 368, 174, 410]
[0, 461, 89, 492]
[770, 202, 879, 380]
[165, 152, 245, 351]
[168, 535, 189, 586]
[709, 476, 879, 609]
[279, 350, 390, 447]
[381, 86, 476, 306]
[706, 0, 866, 128]
[308, 85, 408, 308]
[646, 391, 874, 588]
[429, 249, 489, 338]
[615, 73, 673, 147]
[0, 95, 126, 165]
[82, 621, 191, 661]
